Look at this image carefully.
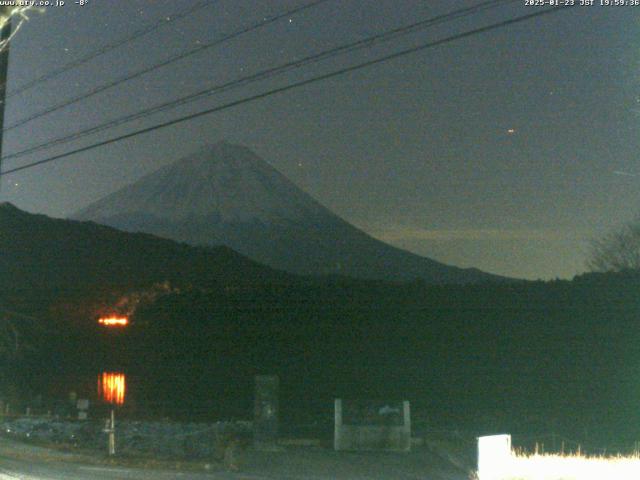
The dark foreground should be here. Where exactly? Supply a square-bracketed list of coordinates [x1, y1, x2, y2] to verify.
[0, 435, 471, 480]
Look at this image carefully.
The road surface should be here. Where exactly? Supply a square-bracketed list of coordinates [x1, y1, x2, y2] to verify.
[0, 456, 245, 479]
[0, 436, 470, 479]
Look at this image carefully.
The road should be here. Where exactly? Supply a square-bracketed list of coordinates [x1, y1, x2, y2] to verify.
[0, 451, 469, 480]
[0, 436, 469, 479]
[0, 455, 279, 480]
[0, 456, 246, 480]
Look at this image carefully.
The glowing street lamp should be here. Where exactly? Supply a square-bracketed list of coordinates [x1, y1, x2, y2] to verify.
[98, 372, 126, 406]
[98, 316, 129, 327]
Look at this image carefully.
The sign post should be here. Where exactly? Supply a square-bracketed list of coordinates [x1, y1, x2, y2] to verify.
[108, 409, 116, 455]
[254, 375, 279, 450]
[98, 372, 126, 456]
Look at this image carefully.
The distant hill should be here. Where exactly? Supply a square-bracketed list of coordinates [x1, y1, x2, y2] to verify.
[0, 202, 290, 317]
[72, 141, 507, 284]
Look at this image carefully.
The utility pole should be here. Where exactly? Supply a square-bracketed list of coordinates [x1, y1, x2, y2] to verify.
[0, 7, 12, 193]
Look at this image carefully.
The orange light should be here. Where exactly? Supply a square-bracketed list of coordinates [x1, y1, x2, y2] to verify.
[98, 372, 126, 405]
[98, 316, 129, 327]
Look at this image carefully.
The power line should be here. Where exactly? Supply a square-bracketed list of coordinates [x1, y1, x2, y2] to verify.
[2, 0, 216, 100]
[2, 0, 516, 162]
[3, 0, 332, 132]
[0, 5, 573, 178]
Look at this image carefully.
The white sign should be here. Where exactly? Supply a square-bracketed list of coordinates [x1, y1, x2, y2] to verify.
[477, 434, 512, 480]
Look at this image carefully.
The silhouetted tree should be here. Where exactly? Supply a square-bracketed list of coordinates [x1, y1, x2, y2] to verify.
[587, 217, 640, 272]
[0, 307, 41, 359]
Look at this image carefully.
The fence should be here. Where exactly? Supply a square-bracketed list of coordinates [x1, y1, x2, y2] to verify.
[333, 399, 411, 451]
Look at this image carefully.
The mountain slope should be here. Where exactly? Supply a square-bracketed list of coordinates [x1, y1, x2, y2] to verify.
[0, 202, 290, 310]
[73, 142, 506, 284]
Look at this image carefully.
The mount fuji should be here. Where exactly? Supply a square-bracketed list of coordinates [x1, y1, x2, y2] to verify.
[73, 142, 504, 284]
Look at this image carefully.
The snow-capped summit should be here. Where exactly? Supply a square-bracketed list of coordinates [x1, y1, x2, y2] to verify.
[73, 142, 505, 283]
[76, 141, 329, 224]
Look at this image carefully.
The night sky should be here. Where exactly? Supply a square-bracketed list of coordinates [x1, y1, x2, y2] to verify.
[1, 0, 638, 280]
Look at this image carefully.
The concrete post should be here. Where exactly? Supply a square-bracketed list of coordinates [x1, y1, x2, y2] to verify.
[254, 375, 279, 450]
[334, 398, 343, 451]
[402, 401, 411, 451]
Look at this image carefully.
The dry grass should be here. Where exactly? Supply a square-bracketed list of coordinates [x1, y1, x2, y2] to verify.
[477, 451, 640, 480]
